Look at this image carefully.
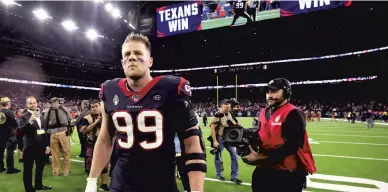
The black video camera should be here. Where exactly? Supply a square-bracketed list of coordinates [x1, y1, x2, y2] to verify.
[222, 125, 260, 165]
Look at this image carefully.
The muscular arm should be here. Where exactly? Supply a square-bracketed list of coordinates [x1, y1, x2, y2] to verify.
[88, 102, 115, 178]
[176, 77, 206, 192]
[184, 126, 206, 192]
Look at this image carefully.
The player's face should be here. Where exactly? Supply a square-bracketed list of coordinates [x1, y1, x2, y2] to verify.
[121, 41, 153, 81]
[26, 98, 38, 111]
[266, 89, 285, 107]
[91, 103, 101, 115]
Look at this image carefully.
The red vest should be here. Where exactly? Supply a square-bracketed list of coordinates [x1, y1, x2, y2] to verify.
[258, 103, 317, 174]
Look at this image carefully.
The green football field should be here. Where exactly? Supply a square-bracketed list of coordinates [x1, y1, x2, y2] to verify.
[1, 118, 388, 192]
[201, 9, 280, 30]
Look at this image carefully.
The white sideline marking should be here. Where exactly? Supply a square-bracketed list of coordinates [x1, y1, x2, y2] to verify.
[317, 141, 388, 146]
[309, 130, 388, 134]
[321, 118, 388, 126]
[309, 134, 388, 138]
[312, 154, 388, 161]
[67, 158, 387, 191]
[204, 147, 388, 161]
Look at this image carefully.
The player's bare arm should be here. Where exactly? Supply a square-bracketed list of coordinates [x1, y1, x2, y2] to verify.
[88, 101, 115, 179]
[183, 126, 206, 192]
[177, 78, 206, 192]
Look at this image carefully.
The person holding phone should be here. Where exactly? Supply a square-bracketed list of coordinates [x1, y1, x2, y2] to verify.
[18, 96, 52, 192]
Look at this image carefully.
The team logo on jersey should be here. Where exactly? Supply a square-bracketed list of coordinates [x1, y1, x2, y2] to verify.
[113, 94, 119, 105]
[184, 85, 192, 96]
[153, 95, 162, 101]
[0, 112, 6, 125]
[131, 95, 140, 102]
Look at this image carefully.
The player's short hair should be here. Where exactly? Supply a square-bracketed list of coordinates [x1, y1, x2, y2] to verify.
[122, 32, 151, 52]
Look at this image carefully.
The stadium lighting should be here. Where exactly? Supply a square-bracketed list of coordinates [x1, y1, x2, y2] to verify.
[85, 29, 103, 41]
[129, 23, 136, 30]
[111, 8, 121, 18]
[32, 8, 52, 21]
[1, 0, 21, 6]
[61, 20, 79, 32]
[104, 3, 113, 12]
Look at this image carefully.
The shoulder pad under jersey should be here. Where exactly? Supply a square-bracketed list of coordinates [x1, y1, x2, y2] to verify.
[160, 75, 192, 98]
[99, 78, 121, 101]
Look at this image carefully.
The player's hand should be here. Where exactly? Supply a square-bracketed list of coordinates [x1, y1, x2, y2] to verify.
[45, 147, 50, 155]
[213, 141, 219, 149]
[85, 178, 98, 192]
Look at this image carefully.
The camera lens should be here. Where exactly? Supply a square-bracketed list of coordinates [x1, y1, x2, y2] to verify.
[228, 129, 240, 141]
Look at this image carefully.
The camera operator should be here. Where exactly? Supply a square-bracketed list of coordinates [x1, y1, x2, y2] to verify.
[209, 99, 242, 184]
[243, 78, 316, 192]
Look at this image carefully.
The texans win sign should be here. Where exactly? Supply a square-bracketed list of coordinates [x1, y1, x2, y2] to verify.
[156, 1, 202, 38]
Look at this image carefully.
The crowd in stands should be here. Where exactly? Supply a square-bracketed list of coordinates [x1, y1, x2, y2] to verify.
[2, 86, 387, 123]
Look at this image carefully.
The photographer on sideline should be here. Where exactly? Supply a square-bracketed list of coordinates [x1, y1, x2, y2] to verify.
[243, 78, 316, 192]
[210, 99, 242, 184]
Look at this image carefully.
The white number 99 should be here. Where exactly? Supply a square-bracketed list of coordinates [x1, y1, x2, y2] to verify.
[112, 110, 164, 150]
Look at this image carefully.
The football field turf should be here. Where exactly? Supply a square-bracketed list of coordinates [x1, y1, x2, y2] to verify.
[1, 118, 388, 192]
[201, 9, 280, 30]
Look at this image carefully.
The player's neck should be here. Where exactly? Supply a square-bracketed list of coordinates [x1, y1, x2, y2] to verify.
[126, 75, 153, 92]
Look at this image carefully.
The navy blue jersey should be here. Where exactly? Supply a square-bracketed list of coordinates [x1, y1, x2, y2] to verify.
[234, 0, 247, 11]
[99, 75, 197, 191]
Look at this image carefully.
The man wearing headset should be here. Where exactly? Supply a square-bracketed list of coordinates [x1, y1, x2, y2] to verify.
[243, 78, 316, 192]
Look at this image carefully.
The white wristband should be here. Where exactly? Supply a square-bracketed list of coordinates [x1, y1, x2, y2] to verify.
[87, 178, 98, 183]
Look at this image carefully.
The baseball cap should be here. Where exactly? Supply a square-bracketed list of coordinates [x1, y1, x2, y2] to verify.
[0, 97, 10, 103]
[221, 99, 232, 105]
[50, 97, 60, 103]
[261, 78, 291, 92]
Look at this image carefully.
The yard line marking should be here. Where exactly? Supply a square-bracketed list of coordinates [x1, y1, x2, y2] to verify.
[309, 130, 388, 134]
[321, 118, 388, 126]
[317, 141, 388, 146]
[66, 158, 315, 191]
[312, 154, 388, 161]
[309, 134, 388, 138]
[204, 147, 388, 161]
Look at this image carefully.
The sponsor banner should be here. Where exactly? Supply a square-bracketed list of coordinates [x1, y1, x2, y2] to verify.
[280, 0, 352, 17]
[156, 1, 202, 37]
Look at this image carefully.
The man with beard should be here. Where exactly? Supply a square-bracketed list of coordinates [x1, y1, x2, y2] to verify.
[85, 33, 206, 192]
[243, 78, 316, 192]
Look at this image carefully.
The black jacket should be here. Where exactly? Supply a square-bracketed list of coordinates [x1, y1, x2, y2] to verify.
[0, 108, 17, 140]
[18, 111, 49, 150]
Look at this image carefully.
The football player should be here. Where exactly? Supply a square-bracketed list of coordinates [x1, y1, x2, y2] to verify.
[85, 33, 206, 192]
[230, 0, 253, 27]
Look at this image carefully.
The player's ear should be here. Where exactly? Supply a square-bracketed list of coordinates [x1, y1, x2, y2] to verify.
[148, 57, 153, 68]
